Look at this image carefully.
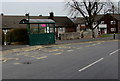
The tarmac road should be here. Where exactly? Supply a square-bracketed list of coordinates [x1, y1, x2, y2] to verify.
[2, 40, 119, 79]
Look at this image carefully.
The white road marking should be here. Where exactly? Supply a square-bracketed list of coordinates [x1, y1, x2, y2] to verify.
[109, 49, 120, 55]
[36, 56, 48, 59]
[13, 63, 21, 65]
[53, 53, 62, 55]
[77, 47, 82, 49]
[97, 43, 101, 44]
[92, 44, 97, 46]
[2, 60, 7, 63]
[78, 58, 104, 72]
[31, 56, 36, 57]
[67, 50, 73, 52]
[85, 45, 91, 47]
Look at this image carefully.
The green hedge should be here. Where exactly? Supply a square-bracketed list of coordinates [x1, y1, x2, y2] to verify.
[6, 28, 28, 42]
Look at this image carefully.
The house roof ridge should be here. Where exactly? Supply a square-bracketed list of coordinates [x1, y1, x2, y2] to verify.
[1, 15, 68, 17]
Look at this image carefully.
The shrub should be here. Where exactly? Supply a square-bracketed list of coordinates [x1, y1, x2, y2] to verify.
[6, 28, 28, 43]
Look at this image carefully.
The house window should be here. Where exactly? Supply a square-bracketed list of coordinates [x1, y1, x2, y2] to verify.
[60, 28, 63, 32]
[110, 21, 116, 24]
[58, 28, 65, 33]
[81, 24, 85, 26]
[111, 28, 116, 32]
[85, 22, 88, 25]
[101, 21, 104, 24]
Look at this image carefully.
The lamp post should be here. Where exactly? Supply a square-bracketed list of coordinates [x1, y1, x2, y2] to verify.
[25, 13, 30, 44]
[112, 5, 116, 39]
[25, 13, 30, 34]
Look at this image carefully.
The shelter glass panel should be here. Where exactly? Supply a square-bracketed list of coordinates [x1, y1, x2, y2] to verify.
[49, 24, 54, 33]
[30, 24, 39, 34]
[39, 24, 46, 33]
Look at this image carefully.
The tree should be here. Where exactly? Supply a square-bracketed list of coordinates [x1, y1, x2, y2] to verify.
[117, 1, 120, 14]
[66, 0, 117, 38]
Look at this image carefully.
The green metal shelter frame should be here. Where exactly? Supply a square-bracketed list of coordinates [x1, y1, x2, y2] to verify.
[20, 19, 56, 45]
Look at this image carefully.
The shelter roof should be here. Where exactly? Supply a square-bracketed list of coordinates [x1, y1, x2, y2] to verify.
[20, 19, 55, 24]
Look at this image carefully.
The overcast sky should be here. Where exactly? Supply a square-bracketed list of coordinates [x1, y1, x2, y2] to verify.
[2, 0, 65, 2]
[2, 2, 68, 16]
[1, 0, 120, 16]
[2, 0, 119, 2]
[1, 0, 68, 16]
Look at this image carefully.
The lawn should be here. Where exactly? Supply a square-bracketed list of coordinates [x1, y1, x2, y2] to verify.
[100, 34, 113, 37]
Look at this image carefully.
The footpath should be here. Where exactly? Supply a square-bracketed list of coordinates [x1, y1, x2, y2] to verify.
[2, 35, 119, 55]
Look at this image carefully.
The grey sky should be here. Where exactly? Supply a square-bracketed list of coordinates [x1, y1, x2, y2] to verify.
[2, 0, 65, 2]
[2, 0, 119, 2]
[2, 2, 68, 16]
[1, 0, 120, 16]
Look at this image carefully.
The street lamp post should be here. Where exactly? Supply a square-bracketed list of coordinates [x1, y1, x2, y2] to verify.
[25, 13, 30, 34]
[25, 13, 30, 44]
[112, 5, 116, 39]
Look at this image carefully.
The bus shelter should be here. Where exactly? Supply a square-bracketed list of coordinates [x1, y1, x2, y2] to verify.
[20, 19, 55, 45]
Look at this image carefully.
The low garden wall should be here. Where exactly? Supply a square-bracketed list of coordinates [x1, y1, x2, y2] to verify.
[59, 32, 80, 40]
[59, 29, 99, 40]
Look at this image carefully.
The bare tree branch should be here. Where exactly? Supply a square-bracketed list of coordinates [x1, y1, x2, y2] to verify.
[66, 0, 117, 38]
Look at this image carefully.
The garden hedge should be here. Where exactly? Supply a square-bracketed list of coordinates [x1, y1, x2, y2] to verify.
[6, 28, 28, 43]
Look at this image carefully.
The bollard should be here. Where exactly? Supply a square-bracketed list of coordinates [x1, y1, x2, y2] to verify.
[113, 33, 115, 39]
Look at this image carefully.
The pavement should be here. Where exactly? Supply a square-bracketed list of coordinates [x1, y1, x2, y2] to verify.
[56, 36, 115, 44]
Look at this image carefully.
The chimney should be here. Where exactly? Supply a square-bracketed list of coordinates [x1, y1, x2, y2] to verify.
[1, 13, 4, 16]
[48, 12, 54, 20]
[39, 15, 42, 16]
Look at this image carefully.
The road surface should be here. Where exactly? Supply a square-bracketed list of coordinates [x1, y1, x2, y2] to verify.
[2, 40, 119, 79]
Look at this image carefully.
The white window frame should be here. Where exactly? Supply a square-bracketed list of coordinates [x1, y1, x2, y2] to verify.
[101, 21, 104, 24]
[110, 21, 116, 24]
[111, 28, 116, 32]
